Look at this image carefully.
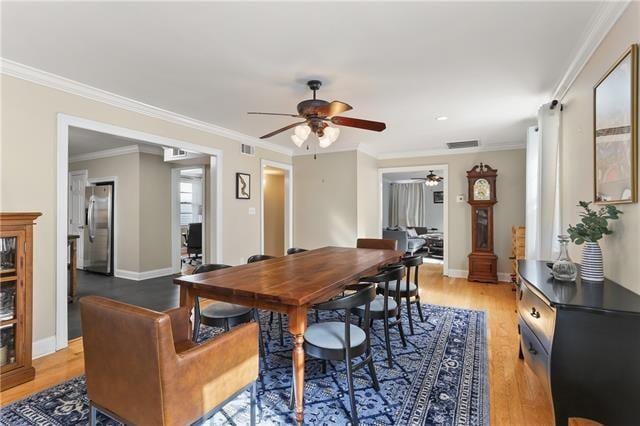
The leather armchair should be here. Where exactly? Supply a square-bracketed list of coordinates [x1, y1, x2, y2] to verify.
[80, 296, 259, 426]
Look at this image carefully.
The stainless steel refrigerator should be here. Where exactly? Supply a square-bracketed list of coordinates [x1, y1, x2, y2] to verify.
[84, 184, 113, 274]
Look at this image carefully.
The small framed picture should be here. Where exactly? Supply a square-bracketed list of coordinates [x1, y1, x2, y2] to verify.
[236, 173, 250, 199]
[433, 191, 444, 204]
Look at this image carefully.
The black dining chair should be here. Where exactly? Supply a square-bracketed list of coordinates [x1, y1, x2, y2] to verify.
[286, 247, 308, 255]
[247, 254, 286, 346]
[352, 264, 407, 368]
[191, 264, 264, 352]
[289, 283, 378, 425]
[378, 255, 425, 335]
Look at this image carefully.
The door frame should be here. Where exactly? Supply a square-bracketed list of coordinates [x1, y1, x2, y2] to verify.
[57, 113, 223, 350]
[171, 165, 207, 273]
[68, 169, 88, 268]
[378, 164, 449, 276]
[260, 159, 293, 255]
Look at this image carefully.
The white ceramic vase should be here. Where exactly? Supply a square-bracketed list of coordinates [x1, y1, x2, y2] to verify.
[581, 241, 604, 282]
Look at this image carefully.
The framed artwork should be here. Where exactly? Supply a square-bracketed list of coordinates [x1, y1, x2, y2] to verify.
[433, 191, 444, 204]
[593, 44, 638, 204]
[236, 173, 250, 199]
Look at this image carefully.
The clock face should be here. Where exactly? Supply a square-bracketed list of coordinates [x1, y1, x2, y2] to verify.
[473, 178, 490, 201]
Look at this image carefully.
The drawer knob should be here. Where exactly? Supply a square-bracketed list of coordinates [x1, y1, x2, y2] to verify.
[530, 307, 540, 319]
[528, 342, 538, 355]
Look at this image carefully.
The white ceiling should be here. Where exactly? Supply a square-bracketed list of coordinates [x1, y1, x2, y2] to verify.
[68, 127, 145, 156]
[2, 2, 604, 156]
[384, 170, 444, 183]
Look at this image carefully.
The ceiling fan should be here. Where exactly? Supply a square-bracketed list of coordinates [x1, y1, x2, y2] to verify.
[248, 80, 386, 149]
[411, 170, 444, 186]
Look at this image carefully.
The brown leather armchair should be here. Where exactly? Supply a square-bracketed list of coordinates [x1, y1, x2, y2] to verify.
[80, 296, 259, 426]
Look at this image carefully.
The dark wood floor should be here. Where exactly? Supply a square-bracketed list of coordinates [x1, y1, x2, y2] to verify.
[67, 270, 180, 339]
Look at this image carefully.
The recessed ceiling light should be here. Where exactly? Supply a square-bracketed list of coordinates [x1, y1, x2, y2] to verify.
[436, 116, 448, 121]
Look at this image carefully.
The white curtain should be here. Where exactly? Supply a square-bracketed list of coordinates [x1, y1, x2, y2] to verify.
[526, 103, 563, 260]
[389, 183, 428, 227]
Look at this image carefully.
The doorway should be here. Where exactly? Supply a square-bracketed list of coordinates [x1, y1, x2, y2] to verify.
[56, 114, 223, 350]
[260, 160, 293, 256]
[172, 166, 206, 273]
[378, 165, 449, 276]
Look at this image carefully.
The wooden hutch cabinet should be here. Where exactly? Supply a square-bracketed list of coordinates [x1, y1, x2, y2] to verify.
[1, 212, 40, 390]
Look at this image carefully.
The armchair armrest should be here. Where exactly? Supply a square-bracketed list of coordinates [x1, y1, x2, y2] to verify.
[164, 306, 191, 344]
[169, 322, 259, 420]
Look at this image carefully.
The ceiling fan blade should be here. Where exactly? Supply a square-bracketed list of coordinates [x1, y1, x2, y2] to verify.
[248, 112, 302, 118]
[331, 116, 386, 132]
[316, 101, 353, 117]
[259, 121, 307, 139]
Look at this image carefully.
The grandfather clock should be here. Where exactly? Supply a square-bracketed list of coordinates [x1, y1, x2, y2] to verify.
[466, 163, 498, 283]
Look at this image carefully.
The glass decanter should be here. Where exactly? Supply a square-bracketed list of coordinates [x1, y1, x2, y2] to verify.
[552, 235, 578, 281]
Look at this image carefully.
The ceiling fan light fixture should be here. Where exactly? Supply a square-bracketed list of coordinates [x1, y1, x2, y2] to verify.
[325, 126, 340, 143]
[318, 134, 333, 148]
[291, 134, 305, 147]
[295, 124, 311, 140]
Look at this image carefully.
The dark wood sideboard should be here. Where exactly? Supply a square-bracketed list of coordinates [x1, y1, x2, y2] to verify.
[516, 260, 640, 426]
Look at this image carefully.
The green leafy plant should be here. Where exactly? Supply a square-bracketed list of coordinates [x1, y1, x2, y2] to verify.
[567, 201, 623, 245]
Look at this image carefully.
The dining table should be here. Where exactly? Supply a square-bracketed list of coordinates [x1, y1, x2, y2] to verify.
[173, 245, 403, 424]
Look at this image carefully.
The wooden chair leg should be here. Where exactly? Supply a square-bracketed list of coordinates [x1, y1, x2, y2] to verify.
[345, 358, 359, 426]
[269, 311, 274, 325]
[367, 357, 380, 391]
[278, 314, 284, 346]
[406, 293, 415, 335]
[383, 314, 393, 368]
[416, 295, 426, 322]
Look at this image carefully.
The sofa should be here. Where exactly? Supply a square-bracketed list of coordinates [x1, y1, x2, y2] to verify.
[382, 227, 429, 255]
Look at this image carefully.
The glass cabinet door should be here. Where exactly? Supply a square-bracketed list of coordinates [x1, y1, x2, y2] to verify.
[475, 207, 490, 250]
[1, 234, 21, 369]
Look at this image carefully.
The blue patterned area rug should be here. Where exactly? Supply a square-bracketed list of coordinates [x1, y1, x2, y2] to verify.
[1, 304, 488, 425]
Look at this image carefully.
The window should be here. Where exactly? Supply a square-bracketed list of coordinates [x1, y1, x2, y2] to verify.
[180, 181, 193, 225]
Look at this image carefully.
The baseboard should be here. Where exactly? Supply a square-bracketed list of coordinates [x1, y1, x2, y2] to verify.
[445, 269, 512, 283]
[32, 336, 57, 359]
[115, 267, 174, 281]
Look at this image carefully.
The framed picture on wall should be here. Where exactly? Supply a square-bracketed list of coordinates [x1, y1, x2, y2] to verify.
[433, 191, 444, 204]
[236, 173, 251, 199]
[593, 43, 638, 204]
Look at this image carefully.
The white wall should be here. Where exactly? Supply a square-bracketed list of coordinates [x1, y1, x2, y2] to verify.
[424, 180, 444, 231]
[293, 151, 358, 248]
[0, 74, 291, 343]
[356, 151, 380, 238]
[560, 2, 640, 293]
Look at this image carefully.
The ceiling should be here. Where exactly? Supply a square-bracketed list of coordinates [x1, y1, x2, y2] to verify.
[2, 2, 604, 156]
[68, 127, 146, 156]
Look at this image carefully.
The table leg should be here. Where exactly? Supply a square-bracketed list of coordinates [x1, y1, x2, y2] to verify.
[288, 306, 308, 424]
[180, 286, 196, 338]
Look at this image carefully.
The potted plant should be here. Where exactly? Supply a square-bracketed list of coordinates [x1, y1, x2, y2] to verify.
[567, 201, 622, 282]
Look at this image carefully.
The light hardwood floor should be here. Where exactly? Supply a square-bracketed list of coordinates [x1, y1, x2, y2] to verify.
[1, 263, 593, 425]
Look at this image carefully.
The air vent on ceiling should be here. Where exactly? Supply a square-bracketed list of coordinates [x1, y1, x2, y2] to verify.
[241, 144, 255, 156]
[446, 140, 479, 149]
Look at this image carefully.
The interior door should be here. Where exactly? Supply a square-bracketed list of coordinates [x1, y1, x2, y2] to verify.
[68, 171, 87, 268]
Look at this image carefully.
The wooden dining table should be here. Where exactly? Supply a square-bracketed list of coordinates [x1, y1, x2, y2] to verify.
[173, 246, 403, 424]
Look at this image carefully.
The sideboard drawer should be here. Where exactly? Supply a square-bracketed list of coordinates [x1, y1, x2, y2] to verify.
[518, 316, 550, 392]
[518, 281, 555, 352]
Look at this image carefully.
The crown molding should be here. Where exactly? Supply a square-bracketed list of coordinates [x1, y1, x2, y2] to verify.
[375, 142, 526, 160]
[69, 143, 162, 163]
[0, 58, 293, 157]
[552, 0, 631, 100]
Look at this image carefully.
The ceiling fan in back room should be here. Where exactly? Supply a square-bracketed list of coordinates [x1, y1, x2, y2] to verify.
[248, 80, 387, 153]
[411, 170, 444, 187]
